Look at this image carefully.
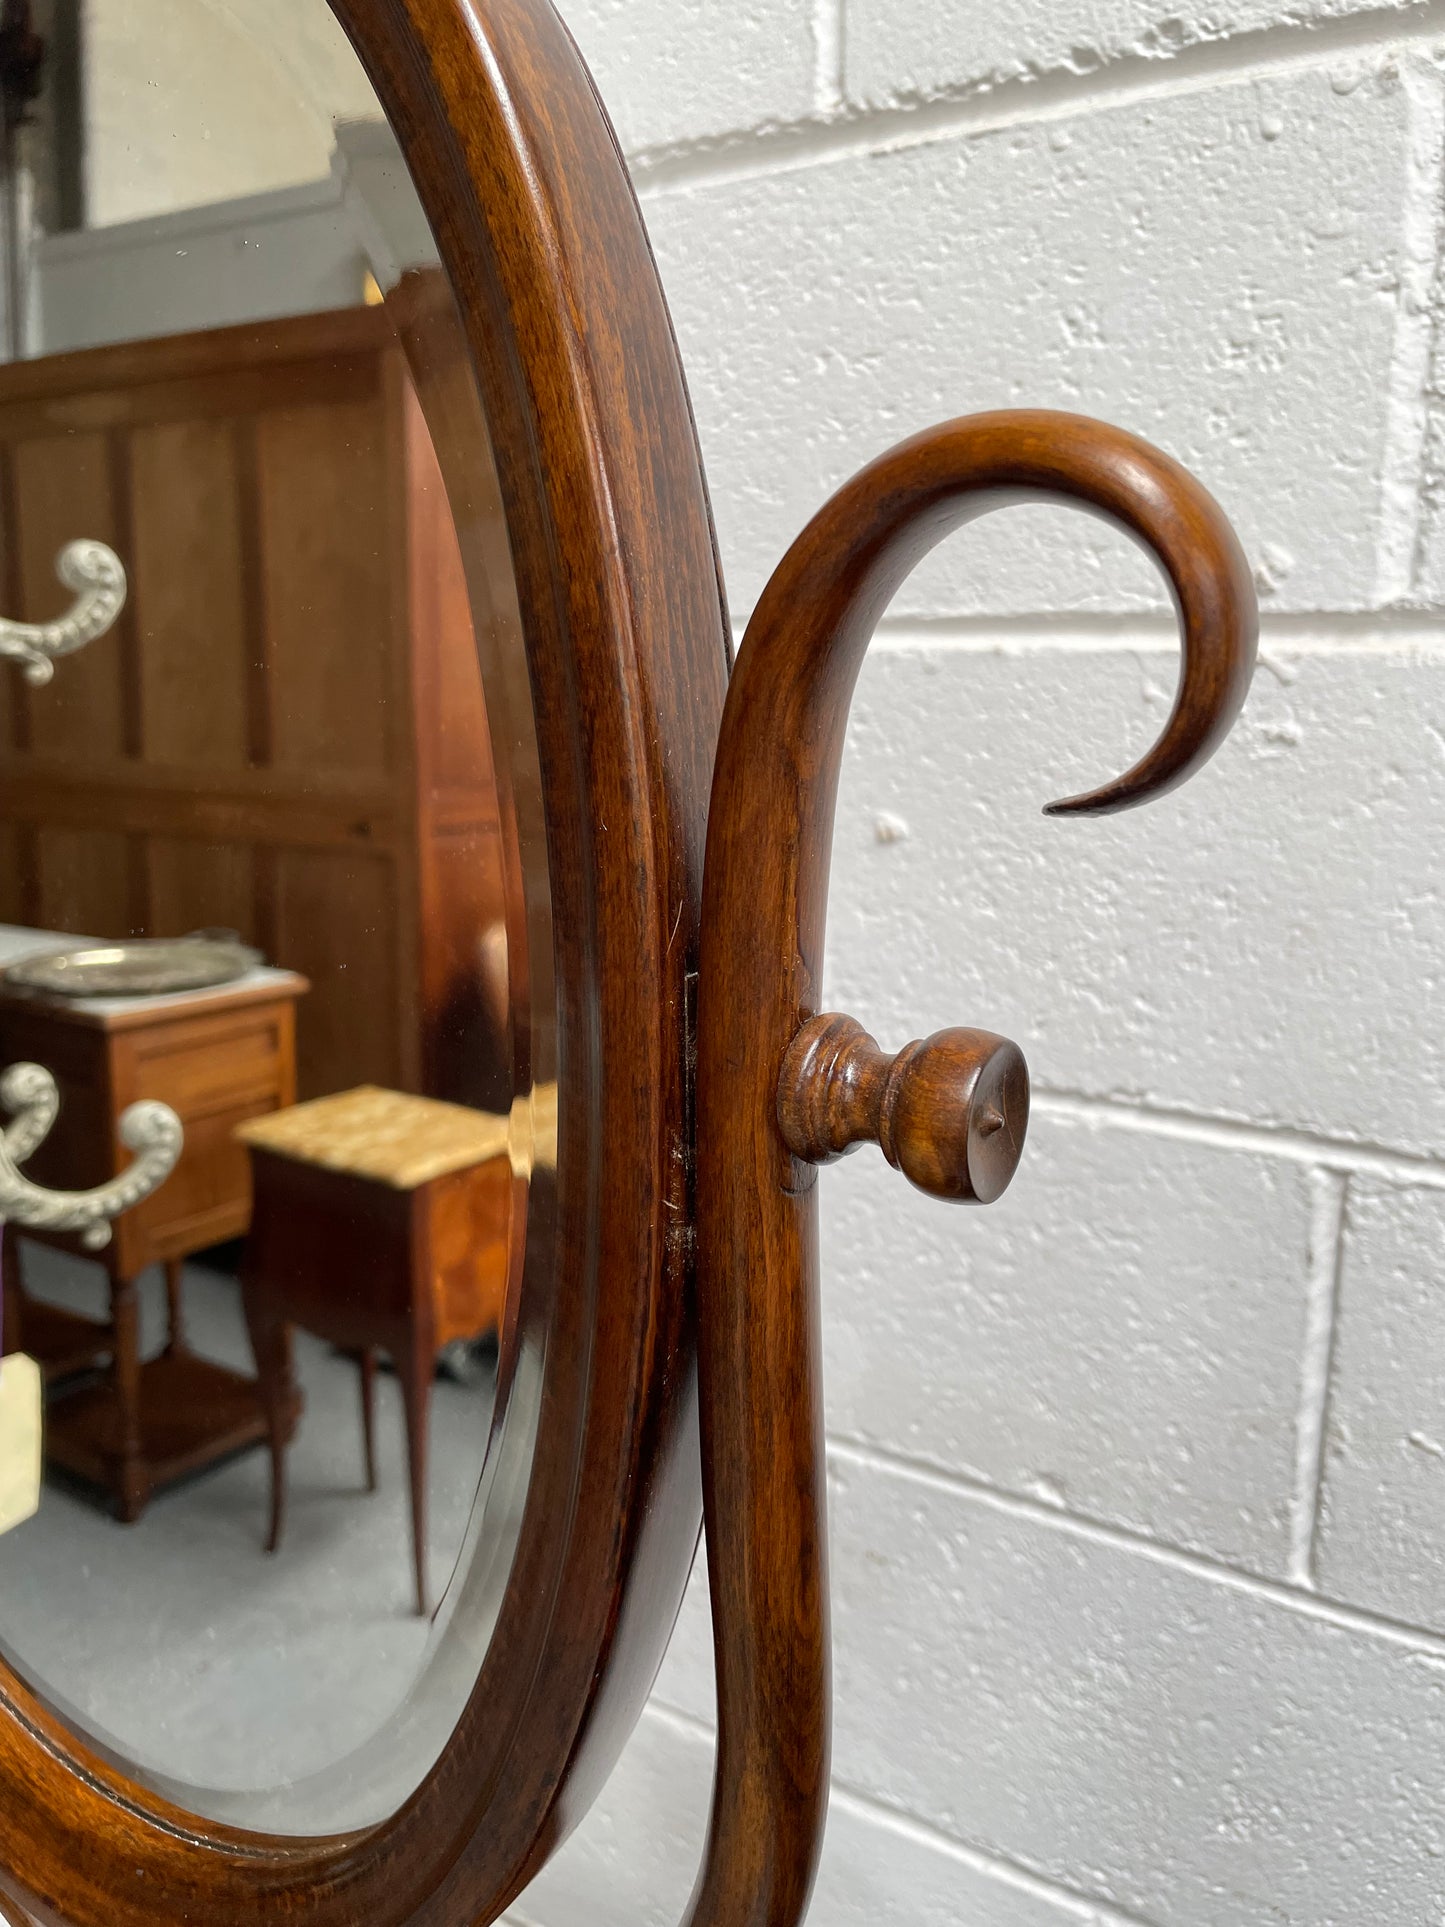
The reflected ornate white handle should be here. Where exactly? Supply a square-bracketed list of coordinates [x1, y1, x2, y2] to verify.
[0, 540, 127, 687]
[0, 1063, 181, 1250]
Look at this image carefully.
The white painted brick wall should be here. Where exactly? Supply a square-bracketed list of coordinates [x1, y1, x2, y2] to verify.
[514, 4, 1445, 1923]
[820, 1116, 1315, 1574]
[1315, 1176, 1445, 1628]
[829, 647, 1445, 1152]
[642, 1469, 1445, 1924]
[843, 0, 1433, 110]
[555, 0, 818, 150]
[646, 62, 1423, 620]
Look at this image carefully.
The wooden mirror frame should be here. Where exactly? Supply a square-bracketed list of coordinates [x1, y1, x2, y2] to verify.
[0, 0, 729, 1921]
[0, 4, 1266, 1926]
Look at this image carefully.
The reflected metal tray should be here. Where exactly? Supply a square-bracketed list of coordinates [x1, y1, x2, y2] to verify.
[4, 933, 263, 999]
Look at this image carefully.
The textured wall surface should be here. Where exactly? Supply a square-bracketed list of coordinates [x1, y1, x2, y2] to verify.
[85, 0, 377, 225]
[512, 3, 1445, 1923]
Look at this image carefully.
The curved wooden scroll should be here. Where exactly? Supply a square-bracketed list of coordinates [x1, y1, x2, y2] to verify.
[691, 410, 1257, 1927]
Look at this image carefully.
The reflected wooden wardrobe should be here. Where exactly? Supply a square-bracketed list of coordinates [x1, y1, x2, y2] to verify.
[0, 277, 510, 1112]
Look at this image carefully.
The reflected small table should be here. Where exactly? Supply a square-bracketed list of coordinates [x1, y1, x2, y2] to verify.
[0, 924, 308, 1520]
[236, 1086, 512, 1615]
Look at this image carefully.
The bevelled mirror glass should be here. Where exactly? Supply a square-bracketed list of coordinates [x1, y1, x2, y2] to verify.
[0, 0, 554, 1833]
[0, 5, 1264, 1926]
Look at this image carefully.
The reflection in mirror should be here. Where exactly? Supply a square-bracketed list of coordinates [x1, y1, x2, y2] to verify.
[0, 0, 552, 1832]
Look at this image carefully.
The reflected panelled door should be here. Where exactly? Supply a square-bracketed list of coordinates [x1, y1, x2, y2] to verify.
[0, 2, 1263, 1927]
[0, 304, 508, 1107]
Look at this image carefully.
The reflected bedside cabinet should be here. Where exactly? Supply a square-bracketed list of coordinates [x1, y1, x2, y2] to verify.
[0, 929, 307, 1520]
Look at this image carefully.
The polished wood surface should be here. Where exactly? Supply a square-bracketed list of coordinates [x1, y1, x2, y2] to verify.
[240, 1125, 511, 1617]
[0, 8, 1265, 1927]
[777, 1013, 1030, 1205]
[0, 970, 306, 1520]
[39, 1347, 285, 1515]
[0, 292, 505, 1106]
[0, 0, 730, 1921]
[692, 410, 1258, 1927]
[0, 972, 305, 1273]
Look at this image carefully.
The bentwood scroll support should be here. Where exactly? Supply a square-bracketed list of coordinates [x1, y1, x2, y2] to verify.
[691, 410, 1258, 1927]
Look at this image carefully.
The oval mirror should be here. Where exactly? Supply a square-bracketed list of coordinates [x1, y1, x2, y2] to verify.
[0, 0, 726, 1918]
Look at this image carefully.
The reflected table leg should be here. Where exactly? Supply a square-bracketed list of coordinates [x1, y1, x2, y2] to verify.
[1, 1229, 21, 1355]
[242, 1267, 298, 1556]
[398, 1327, 432, 1618]
[108, 1270, 148, 1524]
[359, 1346, 378, 1493]
[163, 1257, 186, 1356]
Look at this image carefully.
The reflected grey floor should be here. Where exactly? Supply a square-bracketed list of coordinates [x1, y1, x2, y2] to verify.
[0, 1243, 493, 1795]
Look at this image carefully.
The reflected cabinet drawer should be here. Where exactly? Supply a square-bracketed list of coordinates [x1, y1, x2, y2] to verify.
[116, 1007, 288, 1116]
[0, 977, 305, 1273]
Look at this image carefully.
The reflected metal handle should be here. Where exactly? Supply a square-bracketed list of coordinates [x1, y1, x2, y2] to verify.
[0, 1063, 181, 1251]
[0, 540, 127, 686]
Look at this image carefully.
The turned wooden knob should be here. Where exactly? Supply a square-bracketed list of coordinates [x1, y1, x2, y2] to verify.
[776, 1013, 1029, 1204]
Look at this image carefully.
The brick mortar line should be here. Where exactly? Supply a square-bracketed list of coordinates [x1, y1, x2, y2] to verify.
[823, 1786, 1158, 1927]
[631, 1, 1445, 197]
[1289, 1169, 1350, 1585]
[1374, 59, 1445, 601]
[825, 1434, 1445, 1658]
[811, 0, 844, 116]
[732, 615, 1445, 655]
[1033, 1087, 1445, 1189]
[640, 1700, 1158, 1925]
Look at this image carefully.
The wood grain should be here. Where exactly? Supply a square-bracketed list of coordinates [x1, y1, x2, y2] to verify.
[32, 825, 131, 935]
[0, 300, 511, 1102]
[0, 0, 729, 1920]
[257, 393, 393, 778]
[777, 1012, 1030, 1205]
[0, 983, 304, 1522]
[144, 837, 256, 942]
[692, 409, 1257, 1927]
[273, 845, 401, 1092]
[13, 433, 122, 762]
[0, 18, 1266, 1927]
[129, 416, 250, 770]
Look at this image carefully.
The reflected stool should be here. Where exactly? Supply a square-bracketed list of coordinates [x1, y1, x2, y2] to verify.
[236, 1086, 512, 1614]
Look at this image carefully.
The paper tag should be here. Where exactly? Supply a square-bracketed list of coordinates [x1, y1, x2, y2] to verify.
[0, 1353, 42, 1538]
